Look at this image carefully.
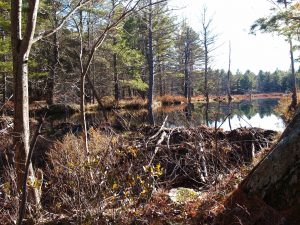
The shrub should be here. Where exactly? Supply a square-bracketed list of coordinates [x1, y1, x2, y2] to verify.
[46, 129, 161, 221]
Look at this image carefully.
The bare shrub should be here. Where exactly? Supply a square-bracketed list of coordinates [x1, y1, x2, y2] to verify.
[45, 128, 160, 222]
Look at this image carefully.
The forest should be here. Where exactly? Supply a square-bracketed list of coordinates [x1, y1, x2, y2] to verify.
[0, 0, 300, 224]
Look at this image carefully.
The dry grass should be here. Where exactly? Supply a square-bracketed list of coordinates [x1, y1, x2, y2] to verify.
[87, 97, 147, 111]
[274, 92, 300, 123]
[44, 128, 159, 223]
[119, 97, 147, 109]
[233, 92, 287, 101]
[157, 95, 187, 105]
[0, 122, 279, 224]
[192, 92, 288, 103]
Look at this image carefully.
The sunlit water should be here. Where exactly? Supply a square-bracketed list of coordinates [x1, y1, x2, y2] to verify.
[155, 98, 286, 132]
[209, 113, 285, 132]
[52, 98, 286, 132]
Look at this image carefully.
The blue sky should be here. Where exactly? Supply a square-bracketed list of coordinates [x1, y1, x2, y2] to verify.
[169, 0, 297, 74]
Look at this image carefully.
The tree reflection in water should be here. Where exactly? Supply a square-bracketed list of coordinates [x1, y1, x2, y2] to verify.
[154, 98, 285, 131]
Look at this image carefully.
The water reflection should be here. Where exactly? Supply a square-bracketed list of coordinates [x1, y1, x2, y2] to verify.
[47, 98, 286, 132]
[155, 98, 286, 132]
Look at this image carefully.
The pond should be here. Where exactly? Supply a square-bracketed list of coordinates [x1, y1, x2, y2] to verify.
[154, 98, 286, 132]
[49, 98, 286, 133]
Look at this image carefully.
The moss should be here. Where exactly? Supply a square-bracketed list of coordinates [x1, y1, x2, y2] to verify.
[169, 188, 199, 203]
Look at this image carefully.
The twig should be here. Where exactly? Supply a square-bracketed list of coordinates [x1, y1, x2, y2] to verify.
[0, 94, 13, 113]
[148, 131, 167, 166]
[147, 116, 168, 142]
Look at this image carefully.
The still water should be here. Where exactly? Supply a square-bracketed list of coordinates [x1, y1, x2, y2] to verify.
[55, 98, 286, 132]
[155, 98, 286, 132]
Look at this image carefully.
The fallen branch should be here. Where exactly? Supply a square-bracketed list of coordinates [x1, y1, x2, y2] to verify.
[148, 131, 167, 166]
[147, 116, 168, 142]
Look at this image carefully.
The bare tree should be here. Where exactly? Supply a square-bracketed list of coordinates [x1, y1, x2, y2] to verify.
[184, 27, 191, 103]
[199, 6, 217, 103]
[227, 41, 232, 101]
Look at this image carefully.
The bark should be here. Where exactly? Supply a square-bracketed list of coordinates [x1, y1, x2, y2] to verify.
[46, 12, 59, 105]
[2, 73, 6, 104]
[204, 102, 209, 126]
[18, 119, 43, 225]
[227, 41, 232, 101]
[157, 58, 163, 97]
[289, 39, 297, 110]
[241, 111, 300, 202]
[11, 0, 41, 207]
[147, 0, 155, 125]
[10, 0, 97, 214]
[200, 7, 216, 104]
[219, 109, 300, 225]
[76, 12, 90, 166]
[184, 28, 191, 104]
[1, 33, 7, 104]
[80, 73, 89, 159]
[204, 34, 209, 103]
[282, 0, 297, 110]
[113, 38, 119, 101]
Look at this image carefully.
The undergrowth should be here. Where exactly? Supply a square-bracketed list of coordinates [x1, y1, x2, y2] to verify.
[0, 125, 277, 224]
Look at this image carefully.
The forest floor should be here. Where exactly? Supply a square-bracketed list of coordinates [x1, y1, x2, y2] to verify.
[0, 112, 280, 224]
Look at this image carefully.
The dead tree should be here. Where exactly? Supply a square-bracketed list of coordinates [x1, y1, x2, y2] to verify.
[199, 6, 217, 103]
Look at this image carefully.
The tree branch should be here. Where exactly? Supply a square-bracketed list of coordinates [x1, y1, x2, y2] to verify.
[32, 0, 92, 43]
[21, 0, 40, 54]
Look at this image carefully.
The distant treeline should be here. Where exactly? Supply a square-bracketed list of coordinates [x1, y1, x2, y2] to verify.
[199, 68, 300, 96]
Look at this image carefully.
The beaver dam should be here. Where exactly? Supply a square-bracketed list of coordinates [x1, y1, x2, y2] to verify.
[0, 100, 283, 224]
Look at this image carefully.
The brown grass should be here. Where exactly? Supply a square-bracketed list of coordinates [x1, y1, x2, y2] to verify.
[156, 95, 187, 105]
[232, 92, 288, 101]
[87, 97, 148, 111]
[192, 92, 289, 103]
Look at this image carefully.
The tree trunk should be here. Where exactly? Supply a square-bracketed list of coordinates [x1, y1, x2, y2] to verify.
[227, 41, 232, 101]
[147, 0, 155, 125]
[241, 111, 300, 202]
[219, 109, 300, 225]
[46, 32, 58, 105]
[282, 0, 297, 110]
[13, 54, 39, 198]
[2, 72, 6, 104]
[289, 39, 297, 110]
[46, 8, 59, 105]
[113, 38, 119, 101]
[184, 28, 191, 104]
[11, 0, 41, 207]
[204, 37, 209, 103]
[80, 73, 90, 161]
[157, 59, 163, 97]
[1, 33, 7, 104]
